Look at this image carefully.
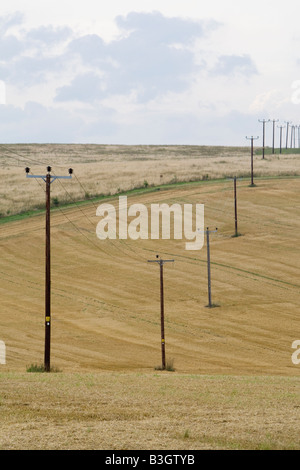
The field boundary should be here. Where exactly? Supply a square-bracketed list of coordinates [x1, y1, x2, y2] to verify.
[1, 173, 300, 226]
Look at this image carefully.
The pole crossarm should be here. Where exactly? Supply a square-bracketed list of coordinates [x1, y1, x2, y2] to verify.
[26, 174, 73, 183]
[197, 228, 218, 234]
[147, 259, 175, 265]
[197, 227, 218, 240]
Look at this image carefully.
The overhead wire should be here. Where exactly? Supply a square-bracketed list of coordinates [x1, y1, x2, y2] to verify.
[0, 144, 147, 262]
[71, 171, 148, 262]
[0, 143, 297, 232]
[64, 145, 161, 262]
[1, 147, 299, 306]
[0, 144, 127, 259]
[0, 145, 45, 166]
[51, 169, 144, 262]
[1, 144, 298, 267]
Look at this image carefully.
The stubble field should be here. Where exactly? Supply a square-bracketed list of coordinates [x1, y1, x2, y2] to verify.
[0, 144, 299, 450]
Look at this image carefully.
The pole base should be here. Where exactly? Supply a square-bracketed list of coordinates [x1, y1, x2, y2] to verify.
[231, 232, 242, 238]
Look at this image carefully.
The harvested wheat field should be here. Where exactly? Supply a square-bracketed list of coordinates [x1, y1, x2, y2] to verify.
[0, 372, 299, 450]
[0, 145, 299, 450]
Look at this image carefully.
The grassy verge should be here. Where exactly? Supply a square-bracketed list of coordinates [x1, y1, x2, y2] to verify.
[255, 147, 300, 155]
[1, 173, 300, 226]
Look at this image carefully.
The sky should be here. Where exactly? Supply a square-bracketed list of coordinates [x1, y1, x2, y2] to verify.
[0, 0, 300, 145]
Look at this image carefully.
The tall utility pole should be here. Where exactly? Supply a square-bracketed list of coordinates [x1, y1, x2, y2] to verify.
[148, 256, 174, 370]
[234, 177, 238, 237]
[285, 121, 292, 149]
[290, 125, 295, 149]
[258, 119, 269, 159]
[277, 125, 285, 154]
[205, 228, 218, 308]
[246, 136, 259, 186]
[270, 119, 279, 154]
[25, 166, 73, 372]
[227, 176, 241, 237]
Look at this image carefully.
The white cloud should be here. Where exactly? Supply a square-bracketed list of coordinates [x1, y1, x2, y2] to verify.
[249, 90, 287, 114]
[0, 80, 6, 104]
[0, 2, 300, 145]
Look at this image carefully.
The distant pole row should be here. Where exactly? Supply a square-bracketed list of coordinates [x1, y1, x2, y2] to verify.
[23, 159, 258, 372]
[246, 118, 300, 187]
[258, 119, 300, 156]
[26, 165, 224, 372]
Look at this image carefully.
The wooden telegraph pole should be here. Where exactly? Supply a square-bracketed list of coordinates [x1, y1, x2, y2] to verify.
[285, 121, 292, 149]
[277, 125, 285, 154]
[148, 255, 174, 370]
[246, 136, 259, 186]
[25, 166, 73, 372]
[227, 176, 242, 237]
[205, 228, 218, 308]
[45, 171, 51, 371]
[258, 119, 269, 159]
[234, 177, 238, 237]
[270, 119, 279, 154]
[290, 125, 295, 149]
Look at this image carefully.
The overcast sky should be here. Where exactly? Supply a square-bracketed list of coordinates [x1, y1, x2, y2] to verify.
[0, 0, 300, 145]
